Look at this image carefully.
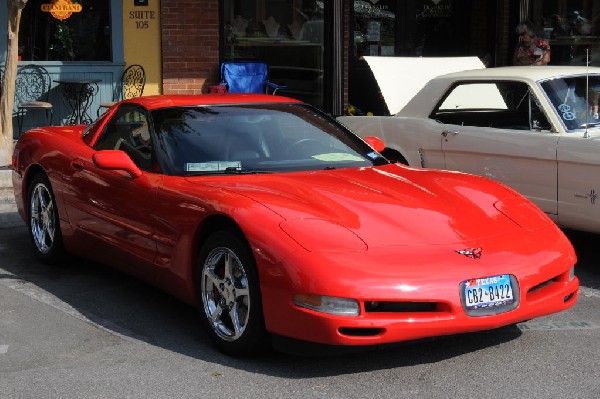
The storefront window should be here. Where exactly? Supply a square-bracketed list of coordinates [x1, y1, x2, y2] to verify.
[19, 0, 112, 62]
[353, 0, 396, 58]
[350, 0, 397, 116]
[539, 0, 600, 66]
[221, 0, 325, 108]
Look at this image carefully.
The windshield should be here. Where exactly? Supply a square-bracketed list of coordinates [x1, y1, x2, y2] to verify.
[541, 75, 600, 131]
[151, 103, 387, 176]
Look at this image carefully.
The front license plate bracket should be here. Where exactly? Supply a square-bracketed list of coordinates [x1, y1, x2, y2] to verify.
[459, 274, 520, 316]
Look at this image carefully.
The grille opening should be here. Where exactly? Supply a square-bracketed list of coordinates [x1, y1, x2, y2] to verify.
[364, 301, 438, 313]
[338, 327, 383, 337]
[564, 292, 575, 303]
[528, 277, 558, 294]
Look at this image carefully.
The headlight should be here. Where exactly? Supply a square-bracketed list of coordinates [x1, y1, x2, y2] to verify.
[293, 294, 360, 316]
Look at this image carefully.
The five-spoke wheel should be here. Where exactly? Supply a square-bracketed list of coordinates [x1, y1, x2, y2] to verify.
[28, 174, 64, 263]
[196, 230, 267, 356]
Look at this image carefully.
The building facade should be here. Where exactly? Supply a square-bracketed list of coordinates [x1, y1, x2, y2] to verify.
[2, 0, 600, 134]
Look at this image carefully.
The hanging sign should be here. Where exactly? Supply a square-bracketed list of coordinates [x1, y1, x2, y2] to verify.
[41, 0, 83, 20]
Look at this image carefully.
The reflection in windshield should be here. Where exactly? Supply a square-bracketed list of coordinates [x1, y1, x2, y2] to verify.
[541, 75, 600, 131]
[151, 104, 387, 176]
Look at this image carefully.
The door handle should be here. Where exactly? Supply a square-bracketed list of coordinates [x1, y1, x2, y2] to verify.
[441, 130, 459, 141]
[71, 159, 85, 170]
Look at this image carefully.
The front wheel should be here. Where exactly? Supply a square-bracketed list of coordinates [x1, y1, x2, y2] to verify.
[27, 173, 65, 263]
[195, 230, 268, 356]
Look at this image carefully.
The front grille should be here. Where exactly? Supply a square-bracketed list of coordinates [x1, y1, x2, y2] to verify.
[364, 301, 438, 313]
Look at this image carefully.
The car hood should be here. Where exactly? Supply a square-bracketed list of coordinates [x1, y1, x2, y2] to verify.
[362, 56, 485, 115]
[191, 164, 549, 247]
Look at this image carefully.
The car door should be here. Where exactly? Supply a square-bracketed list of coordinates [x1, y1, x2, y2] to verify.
[556, 131, 600, 231]
[61, 105, 161, 276]
[433, 81, 559, 216]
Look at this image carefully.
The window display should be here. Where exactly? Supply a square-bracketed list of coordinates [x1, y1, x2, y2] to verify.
[19, 0, 112, 62]
[222, 0, 325, 108]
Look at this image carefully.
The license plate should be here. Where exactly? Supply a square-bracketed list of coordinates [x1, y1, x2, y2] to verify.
[463, 274, 513, 310]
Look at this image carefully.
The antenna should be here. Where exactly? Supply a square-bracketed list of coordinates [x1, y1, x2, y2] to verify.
[584, 48, 591, 139]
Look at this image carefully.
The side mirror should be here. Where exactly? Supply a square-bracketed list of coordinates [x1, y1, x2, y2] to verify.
[364, 136, 385, 153]
[93, 150, 142, 178]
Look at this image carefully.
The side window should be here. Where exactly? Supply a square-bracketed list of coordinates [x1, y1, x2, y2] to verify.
[94, 106, 154, 172]
[530, 94, 552, 131]
[432, 81, 549, 131]
[438, 83, 509, 112]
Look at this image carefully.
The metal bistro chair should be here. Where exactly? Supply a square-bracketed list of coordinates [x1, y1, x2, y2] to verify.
[98, 64, 146, 116]
[220, 61, 286, 94]
[15, 64, 53, 135]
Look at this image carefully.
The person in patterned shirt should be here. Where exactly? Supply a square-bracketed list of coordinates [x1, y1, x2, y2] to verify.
[513, 20, 551, 66]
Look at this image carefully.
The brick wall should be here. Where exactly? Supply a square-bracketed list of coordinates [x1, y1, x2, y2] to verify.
[160, 0, 220, 94]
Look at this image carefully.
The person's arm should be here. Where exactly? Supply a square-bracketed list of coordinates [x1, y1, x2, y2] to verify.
[534, 50, 551, 65]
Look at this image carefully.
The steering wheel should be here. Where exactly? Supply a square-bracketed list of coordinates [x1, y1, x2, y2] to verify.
[284, 139, 322, 158]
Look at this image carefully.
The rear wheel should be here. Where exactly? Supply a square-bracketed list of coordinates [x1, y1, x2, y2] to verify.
[196, 230, 268, 356]
[27, 173, 65, 263]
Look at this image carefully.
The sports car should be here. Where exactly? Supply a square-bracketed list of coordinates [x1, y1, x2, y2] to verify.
[12, 94, 579, 356]
[338, 57, 600, 234]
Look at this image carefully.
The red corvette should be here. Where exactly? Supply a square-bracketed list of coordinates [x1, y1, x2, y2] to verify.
[12, 94, 579, 356]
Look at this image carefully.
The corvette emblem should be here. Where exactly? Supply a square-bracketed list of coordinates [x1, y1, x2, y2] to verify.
[456, 247, 482, 259]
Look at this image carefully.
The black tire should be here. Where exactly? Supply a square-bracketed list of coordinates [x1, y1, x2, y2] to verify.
[381, 148, 408, 165]
[195, 230, 269, 356]
[27, 173, 65, 264]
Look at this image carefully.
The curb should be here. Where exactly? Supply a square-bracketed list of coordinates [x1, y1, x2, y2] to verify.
[0, 167, 11, 190]
[0, 185, 24, 229]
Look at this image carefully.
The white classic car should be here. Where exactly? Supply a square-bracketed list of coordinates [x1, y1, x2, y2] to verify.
[338, 58, 600, 234]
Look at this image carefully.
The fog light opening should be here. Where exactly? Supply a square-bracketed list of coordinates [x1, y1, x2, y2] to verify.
[564, 292, 575, 303]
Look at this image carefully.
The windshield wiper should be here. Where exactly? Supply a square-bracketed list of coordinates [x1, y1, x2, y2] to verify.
[185, 168, 271, 176]
[223, 167, 272, 174]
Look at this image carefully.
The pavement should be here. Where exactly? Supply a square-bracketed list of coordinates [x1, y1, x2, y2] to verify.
[0, 165, 24, 229]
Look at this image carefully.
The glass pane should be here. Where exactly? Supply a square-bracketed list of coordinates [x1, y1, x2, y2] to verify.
[222, 0, 324, 108]
[353, 0, 396, 58]
[19, 0, 112, 62]
[152, 104, 386, 176]
[541, 1, 600, 66]
[541, 75, 600, 131]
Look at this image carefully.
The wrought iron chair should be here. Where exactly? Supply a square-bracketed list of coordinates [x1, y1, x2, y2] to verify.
[220, 61, 286, 94]
[98, 64, 146, 115]
[15, 64, 53, 135]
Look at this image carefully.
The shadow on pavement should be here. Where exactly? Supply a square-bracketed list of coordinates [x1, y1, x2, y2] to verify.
[0, 225, 526, 377]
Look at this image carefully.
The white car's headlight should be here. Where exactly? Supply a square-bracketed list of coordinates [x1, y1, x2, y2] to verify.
[293, 294, 360, 316]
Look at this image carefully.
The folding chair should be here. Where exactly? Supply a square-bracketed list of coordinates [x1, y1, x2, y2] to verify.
[220, 61, 286, 94]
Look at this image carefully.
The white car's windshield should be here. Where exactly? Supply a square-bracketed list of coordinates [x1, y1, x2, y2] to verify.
[541, 75, 600, 131]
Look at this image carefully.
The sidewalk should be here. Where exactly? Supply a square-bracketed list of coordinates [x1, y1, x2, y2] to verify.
[0, 165, 23, 228]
